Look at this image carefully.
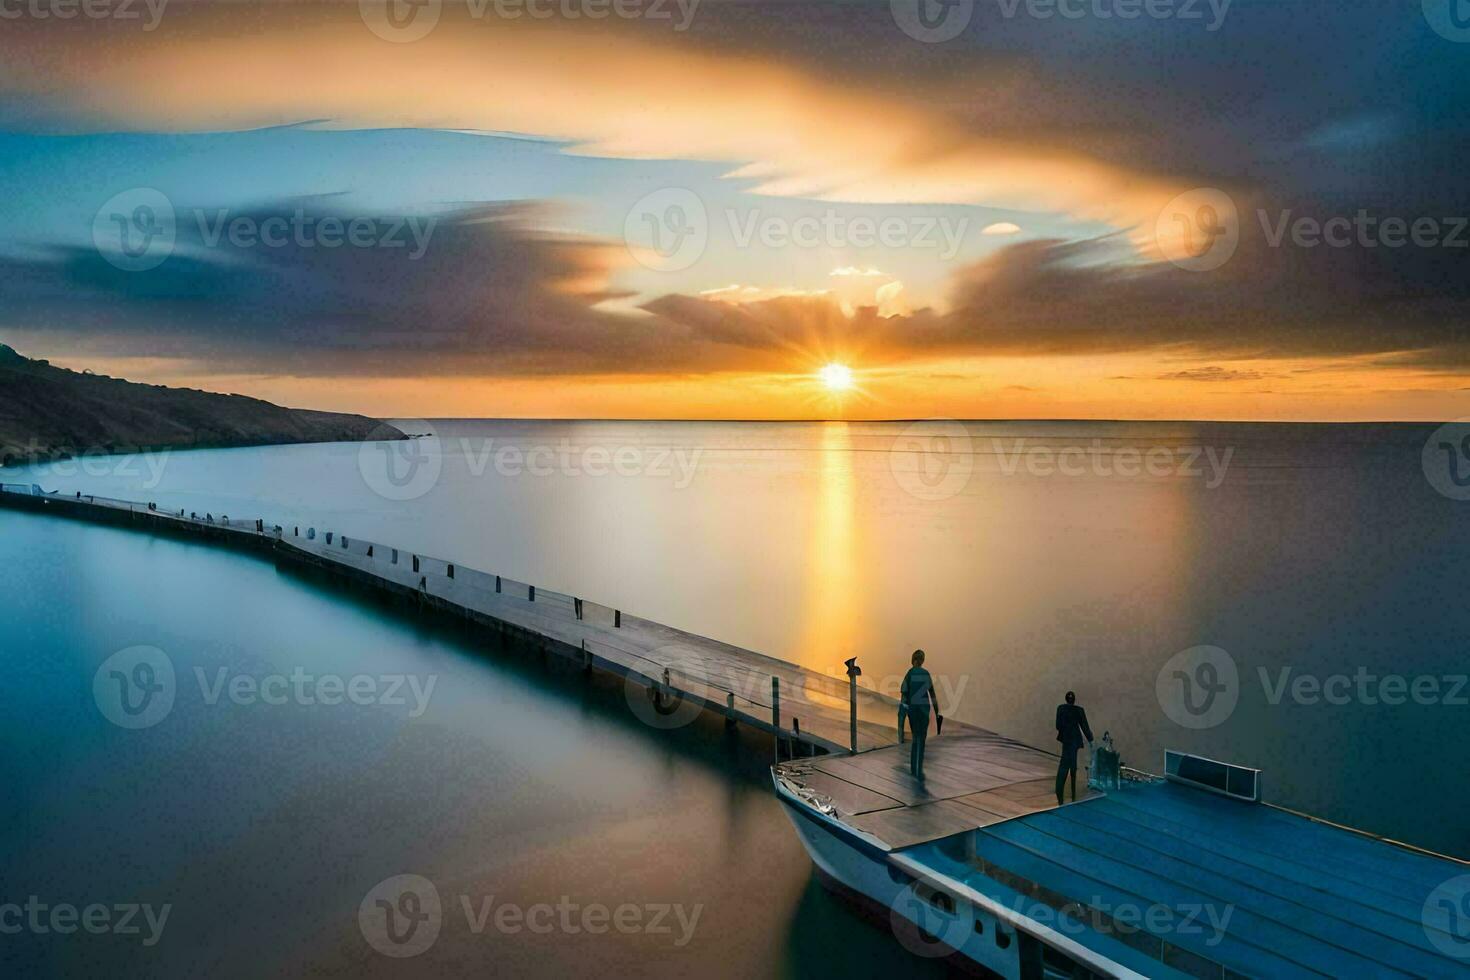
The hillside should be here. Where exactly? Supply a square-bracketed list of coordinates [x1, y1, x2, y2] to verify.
[0, 345, 401, 466]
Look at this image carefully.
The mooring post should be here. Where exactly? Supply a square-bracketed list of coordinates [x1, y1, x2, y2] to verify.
[614, 609, 621, 628]
[725, 691, 737, 730]
[792, 717, 802, 756]
[845, 656, 862, 755]
[772, 676, 781, 761]
[581, 639, 592, 674]
[529, 585, 536, 602]
[653, 666, 668, 709]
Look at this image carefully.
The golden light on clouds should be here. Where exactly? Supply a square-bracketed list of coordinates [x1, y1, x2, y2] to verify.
[2, 5, 1465, 421]
[0, 4, 1195, 254]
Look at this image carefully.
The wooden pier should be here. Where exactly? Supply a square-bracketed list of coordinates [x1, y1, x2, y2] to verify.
[0, 482, 976, 757]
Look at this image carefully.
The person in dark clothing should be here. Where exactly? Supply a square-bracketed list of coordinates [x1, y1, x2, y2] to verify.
[900, 649, 943, 778]
[1054, 690, 1094, 805]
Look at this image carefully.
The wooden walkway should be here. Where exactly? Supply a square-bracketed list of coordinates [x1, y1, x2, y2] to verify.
[774, 732, 1095, 850]
[0, 482, 982, 756]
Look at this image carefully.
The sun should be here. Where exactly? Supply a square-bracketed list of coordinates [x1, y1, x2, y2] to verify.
[818, 363, 854, 391]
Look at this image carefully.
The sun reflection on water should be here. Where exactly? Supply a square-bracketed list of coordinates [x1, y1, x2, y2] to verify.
[795, 421, 863, 690]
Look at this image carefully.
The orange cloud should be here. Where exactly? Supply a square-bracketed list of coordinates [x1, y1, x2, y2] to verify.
[0, 3, 1199, 252]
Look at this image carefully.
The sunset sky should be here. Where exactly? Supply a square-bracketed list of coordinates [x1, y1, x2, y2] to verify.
[0, 0, 1467, 420]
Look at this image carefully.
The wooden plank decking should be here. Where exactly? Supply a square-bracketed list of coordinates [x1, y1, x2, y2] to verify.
[774, 731, 1095, 850]
[0, 483, 983, 756]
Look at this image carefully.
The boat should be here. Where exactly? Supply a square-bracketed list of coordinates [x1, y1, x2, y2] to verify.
[773, 733, 1470, 978]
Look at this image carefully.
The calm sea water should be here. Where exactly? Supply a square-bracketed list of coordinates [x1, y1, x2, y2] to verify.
[3, 419, 1467, 975]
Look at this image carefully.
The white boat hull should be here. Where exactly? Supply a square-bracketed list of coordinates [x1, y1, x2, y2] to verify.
[775, 783, 1024, 979]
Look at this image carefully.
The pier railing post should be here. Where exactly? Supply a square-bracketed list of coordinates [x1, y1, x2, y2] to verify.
[772, 676, 781, 761]
[845, 657, 862, 755]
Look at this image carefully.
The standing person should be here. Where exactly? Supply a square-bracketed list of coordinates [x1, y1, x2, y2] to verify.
[1054, 690, 1094, 805]
[900, 649, 943, 779]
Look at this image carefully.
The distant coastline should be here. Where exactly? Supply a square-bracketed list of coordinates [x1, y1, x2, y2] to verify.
[0, 344, 403, 467]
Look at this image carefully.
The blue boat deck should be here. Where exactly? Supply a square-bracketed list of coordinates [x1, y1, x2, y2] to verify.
[905, 780, 1470, 978]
